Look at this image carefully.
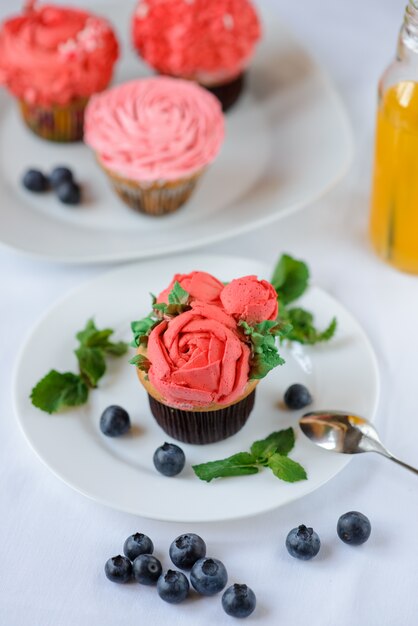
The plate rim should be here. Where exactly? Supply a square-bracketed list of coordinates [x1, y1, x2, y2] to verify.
[12, 253, 380, 522]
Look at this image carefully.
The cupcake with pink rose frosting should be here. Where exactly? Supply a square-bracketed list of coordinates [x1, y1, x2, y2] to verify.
[84, 76, 225, 216]
[0, 1, 119, 142]
[131, 0, 262, 111]
[131, 270, 287, 444]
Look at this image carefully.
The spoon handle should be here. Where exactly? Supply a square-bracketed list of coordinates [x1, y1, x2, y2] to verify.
[383, 453, 418, 476]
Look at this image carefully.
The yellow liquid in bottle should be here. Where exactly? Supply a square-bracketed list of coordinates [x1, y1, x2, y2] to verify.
[369, 80, 418, 273]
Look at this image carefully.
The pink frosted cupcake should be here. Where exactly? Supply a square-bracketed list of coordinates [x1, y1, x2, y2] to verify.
[131, 271, 284, 444]
[0, 1, 119, 142]
[84, 77, 225, 216]
[131, 0, 261, 111]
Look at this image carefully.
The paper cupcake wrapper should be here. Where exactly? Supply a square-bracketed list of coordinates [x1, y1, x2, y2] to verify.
[19, 98, 88, 142]
[148, 389, 256, 444]
[204, 72, 245, 112]
[101, 166, 204, 216]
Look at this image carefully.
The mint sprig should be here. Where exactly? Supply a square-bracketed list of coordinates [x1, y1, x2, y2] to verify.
[30, 319, 128, 414]
[192, 428, 307, 483]
[272, 254, 337, 345]
[131, 282, 191, 349]
[239, 320, 290, 380]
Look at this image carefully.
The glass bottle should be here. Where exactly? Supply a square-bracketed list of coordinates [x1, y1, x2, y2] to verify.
[369, 0, 418, 273]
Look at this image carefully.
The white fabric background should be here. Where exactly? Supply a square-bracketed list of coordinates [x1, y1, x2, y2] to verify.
[1, 1, 417, 625]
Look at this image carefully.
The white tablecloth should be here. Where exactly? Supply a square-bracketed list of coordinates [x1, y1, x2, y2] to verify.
[1, 1, 417, 624]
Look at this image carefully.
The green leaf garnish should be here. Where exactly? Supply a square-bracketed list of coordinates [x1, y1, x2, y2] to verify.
[239, 320, 289, 380]
[271, 254, 309, 305]
[129, 353, 151, 373]
[75, 346, 106, 388]
[131, 316, 159, 348]
[168, 281, 189, 305]
[250, 428, 295, 462]
[267, 454, 307, 482]
[30, 319, 128, 414]
[283, 308, 337, 345]
[30, 370, 88, 414]
[192, 428, 307, 484]
[192, 452, 259, 482]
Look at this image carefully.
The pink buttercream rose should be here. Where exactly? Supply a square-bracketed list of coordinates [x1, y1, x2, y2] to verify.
[220, 276, 278, 324]
[157, 271, 224, 306]
[147, 301, 250, 408]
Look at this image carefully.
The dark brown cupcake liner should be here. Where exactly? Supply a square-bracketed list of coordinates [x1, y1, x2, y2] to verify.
[205, 72, 245, 112]
[19, 97, 88, 142]
[102, 165, 203, 216]
[148, 389, 256, 444]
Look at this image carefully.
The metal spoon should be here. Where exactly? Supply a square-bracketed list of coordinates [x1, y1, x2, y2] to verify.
[299, 411, 418, 476]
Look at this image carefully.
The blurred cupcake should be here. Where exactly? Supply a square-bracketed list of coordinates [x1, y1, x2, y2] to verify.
[131, 0, 261, 111]
[131, 271, 285, 444]
[0, 1, 119, 142]
[84, 77, 224, 216]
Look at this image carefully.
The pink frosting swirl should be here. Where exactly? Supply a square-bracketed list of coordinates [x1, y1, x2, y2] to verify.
[132, 0, 261, 85]
[0, 3, 119, 106]
[84, 77, 225, 182]
[147, 301, 250, 408]
[221, 276, 279, 324]
[157, 271, 224, 306]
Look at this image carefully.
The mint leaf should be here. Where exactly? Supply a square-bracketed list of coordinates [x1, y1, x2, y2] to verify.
[75, 319, 128, 356]
[251, 345, 285, 379]
[192, 452, 259, 482]
[30, 370, 88, 414]
[75, 346, 106, 388]
[239, 320, 287, 380]
[251, 428, 295, 462]
[103, 341, 128, 356]
[168, 281, 189, 305]
[271, 254, 309, 305]
[285, 308, 337, 345]
[267, 453, 307, 482]
[129, 353, 151, 372]
[131, 316, 158, 347]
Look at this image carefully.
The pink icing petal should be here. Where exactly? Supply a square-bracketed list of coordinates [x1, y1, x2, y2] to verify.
[172, 360, 221, 392]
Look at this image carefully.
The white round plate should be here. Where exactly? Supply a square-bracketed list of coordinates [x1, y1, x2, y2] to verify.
[13, 254, 379, 522]
[0, 0, 352, 264]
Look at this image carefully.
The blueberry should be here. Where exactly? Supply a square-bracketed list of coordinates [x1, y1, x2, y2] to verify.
[123, 533, 154, 561]
[190, 557, 228, 596]
[22, 169, 48, 192]
[56, 180, 81, 205]
[104, 555, 132, 583]
[132, 554, 162, 585]
[153, 442, 186, 477]
[49, 166, 73, 189]
[222, 584, 257, 618]
[100, 405, 131, 437]
[284, 384, 313, 410]
[169, 533, 206, 570]
[337, 511, 371, 545]
[286, 524, 321, 560]
[157, 569, 190, 604]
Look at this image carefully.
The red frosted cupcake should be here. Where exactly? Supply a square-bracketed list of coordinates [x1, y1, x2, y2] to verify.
[131, 271, 286, 444]
[0, 1, 119, 142]
[131, 0, 261, 111]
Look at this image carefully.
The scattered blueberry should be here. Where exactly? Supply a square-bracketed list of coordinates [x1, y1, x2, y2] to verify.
[104, 555, 132, 583]
[22, 169, 48, 192]
[169, 533, 206, 570]
[222, 584, 257, 618]
[132, 554, 162, 585]
[153, 443, 186, 477]
[190, 557, 228, 596]
[157, 570, 190, 604]
[337, 511, 371, 545]
[56, 180, 81, 205]
[49, 166, 73, 189]
[284, 384, 313, 410]
[286, 524, 321, 560]
[100, 405, 131, 437]
[123, 533, 154, 561]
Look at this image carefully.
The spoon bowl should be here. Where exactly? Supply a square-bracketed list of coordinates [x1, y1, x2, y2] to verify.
[299, 411, 418, 475]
